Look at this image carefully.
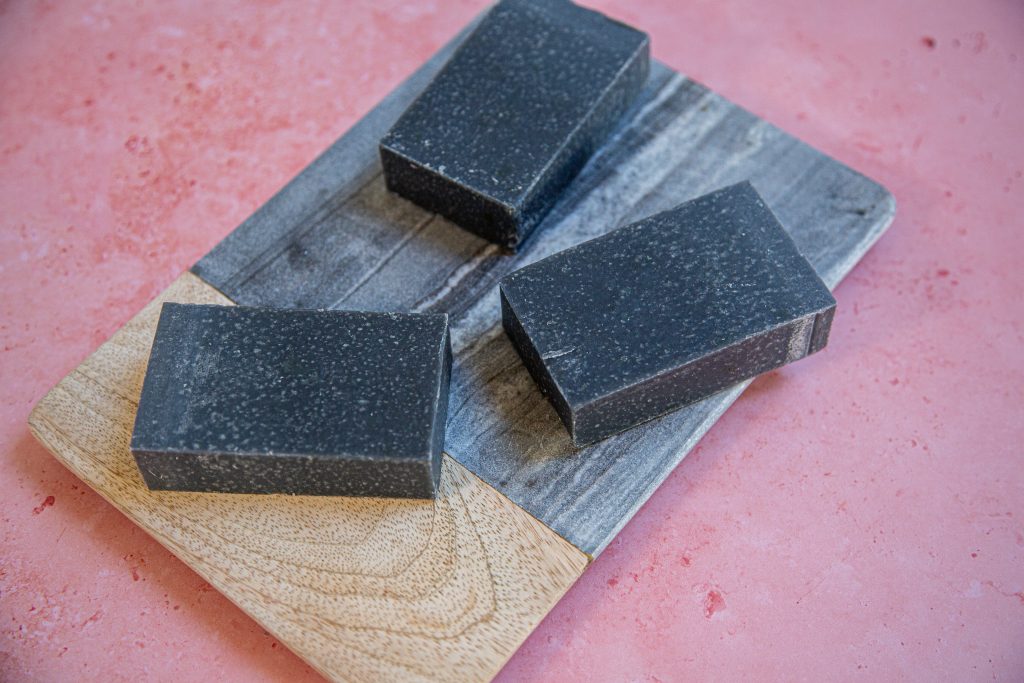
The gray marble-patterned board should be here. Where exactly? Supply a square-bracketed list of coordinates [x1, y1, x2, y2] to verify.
[193, 15, 895, 557]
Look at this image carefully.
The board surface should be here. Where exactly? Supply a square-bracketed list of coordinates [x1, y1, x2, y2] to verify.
[194, 36, 894, 557]
[29, 7, 894, 682]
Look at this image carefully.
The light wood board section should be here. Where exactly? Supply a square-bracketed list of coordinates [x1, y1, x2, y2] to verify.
[28, 272, 589, 683]
[193, 17, 896, 555]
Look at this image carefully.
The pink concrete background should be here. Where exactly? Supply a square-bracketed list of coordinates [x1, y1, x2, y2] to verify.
[1, 0, 1021, 680]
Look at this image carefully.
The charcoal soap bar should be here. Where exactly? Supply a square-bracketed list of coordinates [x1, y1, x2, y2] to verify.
[130, 304, 451, 498]
[500, 182, 837, 447]
[379, 0, 650, 250]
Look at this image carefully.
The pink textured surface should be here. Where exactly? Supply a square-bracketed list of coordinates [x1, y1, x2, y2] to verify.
[1, 0, 1021, 680]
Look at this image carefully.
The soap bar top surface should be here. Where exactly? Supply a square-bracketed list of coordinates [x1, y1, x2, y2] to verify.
[500, 182, 836, 428]
[131, 304, 450, 491]
[380, 0, 649, 245]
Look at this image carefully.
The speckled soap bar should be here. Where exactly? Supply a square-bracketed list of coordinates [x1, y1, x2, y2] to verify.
[379, 0, 649, 250]
[500, 182, 837, 447]
[130, 304, 451, 498]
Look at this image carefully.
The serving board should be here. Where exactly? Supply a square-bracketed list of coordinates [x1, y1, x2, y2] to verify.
[29, 7, 895, 682]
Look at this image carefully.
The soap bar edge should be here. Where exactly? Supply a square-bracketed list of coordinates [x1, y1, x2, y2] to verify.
[428, 318, 453, 493]
[500, 284, 576, 436]
[569, 305, 837, 447]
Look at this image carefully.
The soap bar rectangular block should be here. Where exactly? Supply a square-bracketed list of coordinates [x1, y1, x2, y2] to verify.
[379, 0, 649, 250]
[130, 304, 451, 498]
[500, 182, 837, 447]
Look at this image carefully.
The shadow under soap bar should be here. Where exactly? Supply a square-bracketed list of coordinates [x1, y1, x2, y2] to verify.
[500, 182, 837, 447]
[130, 304, 451, 498]
[380, 0, 649, 250]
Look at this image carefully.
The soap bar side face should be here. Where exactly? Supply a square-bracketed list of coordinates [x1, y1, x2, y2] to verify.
[500, 182, 837, 445]
[130, 304, 451, 497]
[516, 31, 650, 243]
[132, 449, 440, 498]
[427, 323, 453, 489]
[380, 0, 650, 248]
[572, 309, 834, 446]
[500, 286, 575, 430]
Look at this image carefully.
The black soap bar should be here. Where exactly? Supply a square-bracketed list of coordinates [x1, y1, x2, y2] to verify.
[500, 182, 837, 446]
[130, 304, 451, 498]
[380, 0, 649, 250]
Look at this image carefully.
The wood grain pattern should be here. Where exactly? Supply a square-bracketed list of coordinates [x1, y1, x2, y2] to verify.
[28, 272, 589, 683]
[193, 30, 896, 554]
